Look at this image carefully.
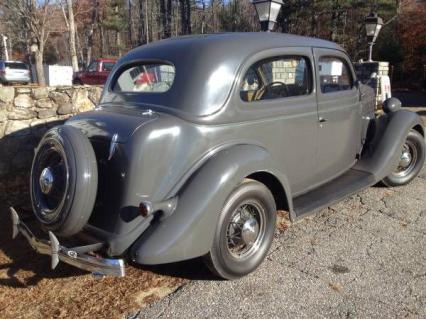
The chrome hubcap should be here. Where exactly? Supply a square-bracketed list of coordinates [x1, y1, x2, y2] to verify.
[241, 217, 260, 245]
[32, 139, 69, 223]
[39, 167, 54, 194]
[226, 202, 265, 258]
[395, 142, 417, 177]
[399, 147, 412, 169]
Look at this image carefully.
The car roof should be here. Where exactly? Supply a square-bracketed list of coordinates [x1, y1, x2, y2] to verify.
[148, 32, 341, 51]
[124, 32, 343, 62]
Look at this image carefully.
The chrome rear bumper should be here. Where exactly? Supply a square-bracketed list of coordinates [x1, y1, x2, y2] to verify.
[10, 207, 125, 277]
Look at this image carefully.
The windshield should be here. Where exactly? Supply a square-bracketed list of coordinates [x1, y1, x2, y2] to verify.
[5, 62, 28, 70]
[112, 63, 175, 93]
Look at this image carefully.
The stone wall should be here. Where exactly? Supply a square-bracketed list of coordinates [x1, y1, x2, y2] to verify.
[0, 85, 103, 207]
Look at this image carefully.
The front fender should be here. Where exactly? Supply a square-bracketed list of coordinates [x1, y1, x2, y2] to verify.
[131, 144, 290, 265]
[356, 110, 424, 181]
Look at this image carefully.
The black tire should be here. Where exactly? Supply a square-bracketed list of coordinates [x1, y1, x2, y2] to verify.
[73, 79, 83, 85]
[30, 125, 98, 237]
[204, 179, 276, 280]
[382, 129, 425, 187]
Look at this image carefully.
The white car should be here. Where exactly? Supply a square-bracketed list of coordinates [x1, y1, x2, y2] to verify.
[0, 60, 31, 84]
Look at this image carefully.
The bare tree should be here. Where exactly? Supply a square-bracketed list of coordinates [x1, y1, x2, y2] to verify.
[5, 0, 52, 86]
[159, 0, 172, 37]
[60, 0, 79, 72]
[179, 0, 191, 34]
[86, 0, 99, 66]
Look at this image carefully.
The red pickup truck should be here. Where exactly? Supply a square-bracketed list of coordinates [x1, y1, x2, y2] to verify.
[73, 59, 116, 85]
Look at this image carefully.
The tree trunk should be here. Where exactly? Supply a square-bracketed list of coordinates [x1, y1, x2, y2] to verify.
[201, 0, 205, 34]
[115, 5, 122, 56]
[128, 0, 133, 46]
[100, 25, 105, 56]
[146, 0, 150, 43]
[179, 0, 191, 34]
[86, 0, 98, 66]
[160, 0, 167, 37]
[179, 0, 185, 34]
[329, 0, 339, 42]
[186, 0, 191, 34]
[166, 0, 172, 38]
[117, 31, 122, 56]
[67, 0, 79, 72]
[138, 0, 146, 44]
[35, 50, 45, 86]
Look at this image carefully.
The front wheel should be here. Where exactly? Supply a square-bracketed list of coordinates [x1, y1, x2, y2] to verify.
[204, 180, 276, 280]
[382, 129, 425, 187]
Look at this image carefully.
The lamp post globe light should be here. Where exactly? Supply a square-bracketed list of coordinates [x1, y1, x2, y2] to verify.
[365, 12, 383, 62]
[252, 0, 284, 32]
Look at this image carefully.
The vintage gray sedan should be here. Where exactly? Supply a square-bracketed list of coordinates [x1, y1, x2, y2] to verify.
[11, 33, 425, 279]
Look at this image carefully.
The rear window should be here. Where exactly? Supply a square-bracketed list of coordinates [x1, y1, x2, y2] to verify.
[5, 62, 28, 70]
[112, 63, 175, 93]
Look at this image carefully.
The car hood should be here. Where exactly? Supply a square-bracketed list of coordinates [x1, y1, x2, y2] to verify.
[65, 107, 158, 143]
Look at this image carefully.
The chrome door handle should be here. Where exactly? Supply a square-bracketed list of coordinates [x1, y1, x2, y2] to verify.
[319, 117, 327, 123]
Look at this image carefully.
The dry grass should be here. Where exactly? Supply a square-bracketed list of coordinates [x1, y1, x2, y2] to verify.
[0, 205, 189, 319]
[0, 207, 292, 318]
[276, 210, 291, 233]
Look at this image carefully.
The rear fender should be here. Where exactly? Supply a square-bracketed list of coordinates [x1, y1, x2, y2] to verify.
[130, 144, 291, 265]
[355, 110, 424, 181]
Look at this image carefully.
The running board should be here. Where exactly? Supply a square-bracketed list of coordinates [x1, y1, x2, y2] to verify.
[293, 169, 375, 219]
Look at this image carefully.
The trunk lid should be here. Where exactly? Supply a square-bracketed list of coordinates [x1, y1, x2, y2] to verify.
[66, 107, 158, 143]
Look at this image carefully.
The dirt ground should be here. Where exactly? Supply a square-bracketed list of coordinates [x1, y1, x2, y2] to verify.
[0, 205, 289, 319]
[0, 204, 188, 319]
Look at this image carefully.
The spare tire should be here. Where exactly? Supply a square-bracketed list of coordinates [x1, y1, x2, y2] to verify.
[30, 125, 98, 237]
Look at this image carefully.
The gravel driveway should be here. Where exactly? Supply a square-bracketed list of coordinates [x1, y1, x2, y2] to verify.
[137, 162, 426, 319]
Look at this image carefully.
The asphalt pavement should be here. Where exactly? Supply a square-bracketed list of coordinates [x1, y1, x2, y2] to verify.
[137, 162, 426, 319]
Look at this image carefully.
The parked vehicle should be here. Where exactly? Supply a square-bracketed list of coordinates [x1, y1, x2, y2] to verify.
[0, 60, 30, 84]
[11, 33, 425, 279]
[72, 59, 116, 85]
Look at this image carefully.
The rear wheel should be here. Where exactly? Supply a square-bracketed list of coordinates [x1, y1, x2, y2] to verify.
[31, 125, 98, 236]
[73, 78, 84, 85]
[382, 129, 425, 187]
[204, 180, 276, 280]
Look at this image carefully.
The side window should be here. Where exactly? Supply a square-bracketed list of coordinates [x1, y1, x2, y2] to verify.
[318, 57, 352, 93]
[87, 62, 98, 72]
[102, 62, 115, 72]
[240, 56, 312, 102]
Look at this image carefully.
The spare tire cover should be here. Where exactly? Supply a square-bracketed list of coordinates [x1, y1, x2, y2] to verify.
[30, 125, 98, 237]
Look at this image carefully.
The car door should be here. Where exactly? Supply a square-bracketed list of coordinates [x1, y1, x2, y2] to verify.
[237, 48, 319, 195]
[85, 61, 99, 85]
[98, 61, 115, 85]
[313, 48, 363, 183]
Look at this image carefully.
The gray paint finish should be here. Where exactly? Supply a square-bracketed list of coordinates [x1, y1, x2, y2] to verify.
[62, 33, 424, 264]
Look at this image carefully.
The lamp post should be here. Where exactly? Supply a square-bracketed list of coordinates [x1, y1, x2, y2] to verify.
[252, 0, 284, 32]
[365, 12, 383, 62]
